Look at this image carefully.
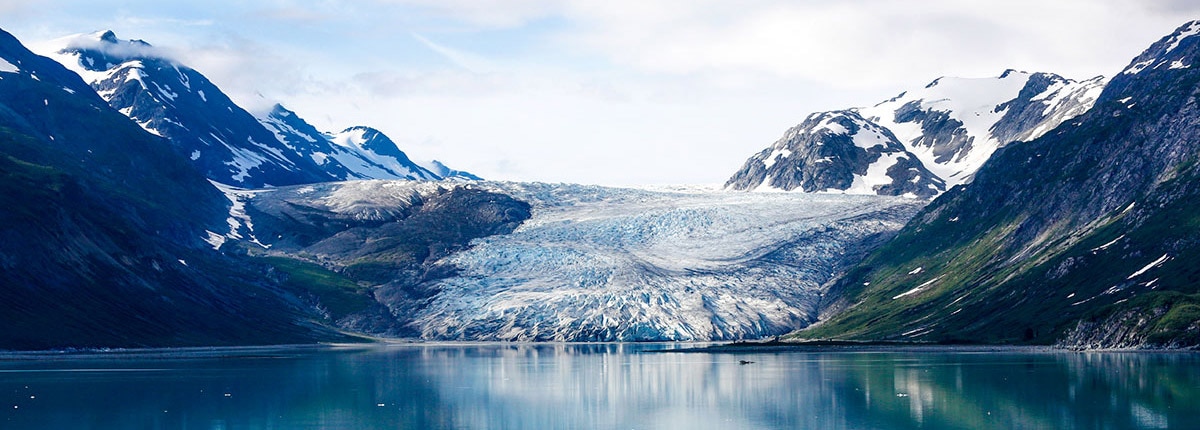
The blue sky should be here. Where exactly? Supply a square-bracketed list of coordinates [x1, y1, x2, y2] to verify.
[3, 1, 1198, 185]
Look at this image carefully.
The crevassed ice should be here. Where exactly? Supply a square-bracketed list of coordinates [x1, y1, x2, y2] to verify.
[409, 183, 920, 341]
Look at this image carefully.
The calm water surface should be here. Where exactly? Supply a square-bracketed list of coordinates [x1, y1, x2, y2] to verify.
[1, 344, 1197, 429]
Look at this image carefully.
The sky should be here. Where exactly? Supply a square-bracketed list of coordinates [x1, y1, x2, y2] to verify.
[2, 1, 1198, 185]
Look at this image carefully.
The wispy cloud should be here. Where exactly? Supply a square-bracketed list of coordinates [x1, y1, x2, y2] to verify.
[411, 32, 497, 73]
[372, 0, 565, 28]
[116, 15, 215, 27]
[252, 6, 330, 24]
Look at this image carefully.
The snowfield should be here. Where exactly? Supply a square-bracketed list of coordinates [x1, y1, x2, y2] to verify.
[408, 182, 922, 341]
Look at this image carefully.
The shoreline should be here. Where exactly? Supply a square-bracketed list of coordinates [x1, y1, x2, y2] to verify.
[1, 339, 1195, 360]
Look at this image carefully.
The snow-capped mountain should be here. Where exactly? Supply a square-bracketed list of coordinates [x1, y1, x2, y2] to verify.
[258, 104, 460, 181]
[727, 70, 1105, 195]
[44, 30, 478, 186]
[860, 70, 1105, 187]
[420, 159, 483, 181]
[799, 20, 1200, 349]
[327, 126, 440, 181]
[0, 27, 351, 349]
[724, 110, 944, 199]
[45, 30, 334, 187]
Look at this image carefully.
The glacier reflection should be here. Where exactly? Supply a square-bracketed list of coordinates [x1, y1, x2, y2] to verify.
[1, 345, 1197, 429]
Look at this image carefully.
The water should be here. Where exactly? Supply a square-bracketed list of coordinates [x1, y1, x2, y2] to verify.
[1, 344, 1197, 429]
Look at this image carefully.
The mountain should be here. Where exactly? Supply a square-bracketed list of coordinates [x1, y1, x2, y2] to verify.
[724, 110, 945, 199]
[859, 70, 1105, 188]
[727, 70, 1105, 196]
[0, 28, 353, 349]
[257, 104, 455, 181]
[327, 126, 440, 180]
[420, 159, 483, 181]
[796, 21, 1200, 349]
[46, 31, 335, 187]
[45, 31, 478, 187]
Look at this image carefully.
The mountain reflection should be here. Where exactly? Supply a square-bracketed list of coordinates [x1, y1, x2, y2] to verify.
[1, 345, 1196, 429]
[411, 345, 1199, 429]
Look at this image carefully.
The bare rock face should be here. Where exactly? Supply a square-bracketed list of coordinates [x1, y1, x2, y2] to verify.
[725, 111, 944, 199]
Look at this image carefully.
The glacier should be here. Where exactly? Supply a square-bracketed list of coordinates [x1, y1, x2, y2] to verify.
[406, 182, 922, 341]
[228, 180, 921, 342]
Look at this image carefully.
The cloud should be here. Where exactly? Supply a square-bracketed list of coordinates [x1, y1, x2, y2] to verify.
[116, 15, 215, 28]
[371, 0, 566, 28]
[1144, 0, 1200, 13]
[175, 33, 313, 114]
[253, 6, 331, 24]
[0, 0, 31, 14]
[558, 0, 1160, 87]
[411, 33, 497, 73]
[14, 0, 1198, 185]
[57, 30, 180, 64]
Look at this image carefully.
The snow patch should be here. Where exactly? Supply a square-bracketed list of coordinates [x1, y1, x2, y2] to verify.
[893, 276, 943, 300]
[210, 181, 270, 248]
[0, 58, 18, 74]
[1127, 254, 1170, 280]
[839, 152, 902, 195]
[762, 148, 791, 169]
[1164, 21, 1200, 55]
[152, 81, 178, 102]
[1091, 235, 1125, 252]
[203, 230, 226, 250]
[1125, 60, 1155, 75]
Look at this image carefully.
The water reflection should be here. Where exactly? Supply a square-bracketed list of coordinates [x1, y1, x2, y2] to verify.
[1, 345, 1196, 429]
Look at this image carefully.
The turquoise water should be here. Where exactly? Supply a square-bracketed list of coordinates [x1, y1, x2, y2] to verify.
[2, 344, 1197, 429]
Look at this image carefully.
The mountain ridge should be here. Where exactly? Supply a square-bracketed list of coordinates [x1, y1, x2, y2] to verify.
[43, 30, 477, 187]
[796, 20, 1200, 349]
[727, 70, 1105, 197]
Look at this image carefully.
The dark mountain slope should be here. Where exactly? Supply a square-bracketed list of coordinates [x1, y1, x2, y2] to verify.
[798, 21, 1200, 349]
[0, 28, 352, 350]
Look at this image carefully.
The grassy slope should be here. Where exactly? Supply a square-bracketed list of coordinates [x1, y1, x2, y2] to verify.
[796, 45, 1200, 346]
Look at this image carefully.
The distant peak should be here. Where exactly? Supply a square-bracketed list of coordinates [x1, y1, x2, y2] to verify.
[342, 126, 380, 136]
[998, 69, 1028, 79]
[269, 103, 293, 116]
[98, 30, 118, 44]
